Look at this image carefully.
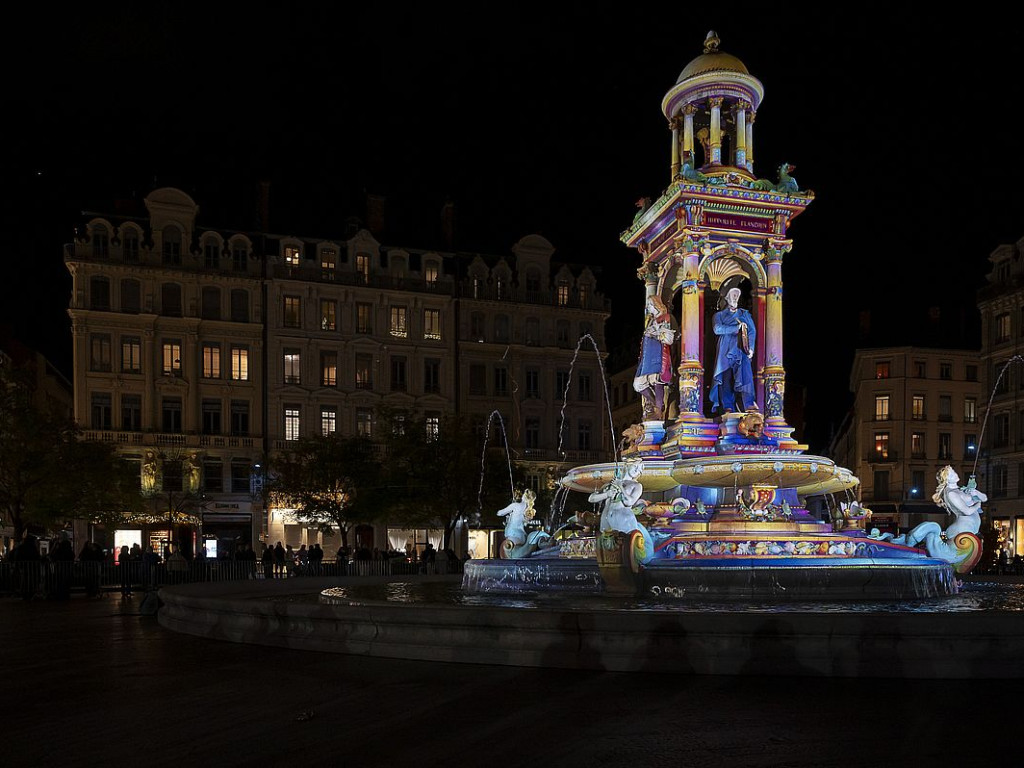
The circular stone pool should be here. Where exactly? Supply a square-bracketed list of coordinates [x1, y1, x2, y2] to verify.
[157, 576, 1024, 679]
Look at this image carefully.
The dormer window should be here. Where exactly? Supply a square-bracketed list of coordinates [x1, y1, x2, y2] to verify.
[578, 284, 589, 307]
[356, 253, 371, 283]
[162, 226, 182, 266]
[284, 245, 301, 266]
[92, 226, 109, 258]
[556, 282, 570, 306]
[425, 261, 439, 286]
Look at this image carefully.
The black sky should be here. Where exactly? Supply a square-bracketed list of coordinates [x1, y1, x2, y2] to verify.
[3, 3, 1022, 451]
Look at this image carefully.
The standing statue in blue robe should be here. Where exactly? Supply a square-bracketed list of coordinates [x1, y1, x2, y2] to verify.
[710, 287, 757, 413]
[633, 295, 675, 420]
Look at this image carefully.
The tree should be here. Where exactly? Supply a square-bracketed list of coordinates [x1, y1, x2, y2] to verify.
[269, 434, 384, 550]
[40, 438, 145, 530]
[382, 412, 521, 550]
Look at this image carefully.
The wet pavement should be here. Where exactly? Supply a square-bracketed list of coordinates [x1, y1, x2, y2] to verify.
[3, 591, 1021, 767]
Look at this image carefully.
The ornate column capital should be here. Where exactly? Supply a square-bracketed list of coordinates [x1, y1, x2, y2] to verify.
[682, 104, 699, 116]
[708, 96, 724, 109]
[734, 99, 752, 112]
[637, 262, 660, 283]
[668, 116, 684, 131]
[763, 239, 793, 263]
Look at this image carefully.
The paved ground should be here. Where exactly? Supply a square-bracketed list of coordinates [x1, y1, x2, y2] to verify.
[3, 591, 1021, 768]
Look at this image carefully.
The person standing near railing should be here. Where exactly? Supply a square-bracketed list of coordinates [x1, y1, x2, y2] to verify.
[261, 544, 274, 580]
[273, 541, 286, 579]
[118, 545, 132, 597]
[79, 541, 103, 598]
[142, 545, 159, 591]
[13, 533, 42, 600]
[50, 537, 74, 600]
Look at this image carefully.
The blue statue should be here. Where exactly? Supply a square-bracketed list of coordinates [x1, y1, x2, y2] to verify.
[632, 295, 675, 420]
[710, 286, 757, 413]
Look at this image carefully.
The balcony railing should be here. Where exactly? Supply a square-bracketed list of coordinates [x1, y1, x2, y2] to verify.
[82, 431, 257, 449]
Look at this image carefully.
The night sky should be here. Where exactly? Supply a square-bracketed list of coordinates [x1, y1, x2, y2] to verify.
[3, 4, 1022, 451]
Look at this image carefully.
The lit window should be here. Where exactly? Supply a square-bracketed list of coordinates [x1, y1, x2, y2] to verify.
[557, 283, 570, 306]
[321, 352, 338, 387]
[162, 341, 182, 376]
[912, 396, 925, 420]
[875, 361, 890, 379]
[283, 296, 301, 328]
[578, 284, 589, 307]
[231, 347, 249, 381]
[202, 344, 221, 379]
[997, 313, 1011, 343]
[425, 261, 439, 285]
[355, 354, 373, 390]
[321, 248, 337, 279]
[356, 408, 373, 437]
[284, 350, 301, 385]
[424, 309, 441, 340]
[873, 432, 889, 459]
[911, 432, 924, 456]
[121, 337, 141, 374]
[90, 334, 112, 372]
[425, 415, 440, 441]
[874, 395, 890, 421]
[964, 398, 977, 423]
[390, 306, 407, 338]
[356, 253, 371, 283]
[357, 303, 373, 334]
[284, 245, 301, 266]
[284, 407, 301, 441]
[321, 300, 337, 331]
[321, 407, 337, 436]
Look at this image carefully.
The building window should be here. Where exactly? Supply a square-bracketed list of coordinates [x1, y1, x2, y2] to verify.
[321, 248, 337, 279]
[938, 395, 952, 422]
[230, 460, 250, 493]
[199, 287, 220, 320]
[231, 346, 249, 381]
[92, 226, 109, 257]
[390, 306, 408, 338]
[579, 321, 593, 340]
[357, 303, 373, 334]
[874, 395, 890, 421]
[284, 350, 301, 385]
[230, 290, 249, 323]
[356, 408, 373, 438]
[355, 354, 373, 390]
[964, 397, 977, 423]
[965, 433, 977, 459]
[911, 432, 925, 458]
[90, 277, 111, 311]
[472, 277, 483, 298]
[578, 372, 592, 402]
[994, 414, 1010, 447]
[424, 359, 440, 394]
[424, 309, 441, 340]
[90, 393, 112, 430]
[118, 337, 141, 374]
[162, 226, 182, 265]
[284, 407, 301, 441]
[526, 369, 540, 398]
[913, 360, 926, 378]
[203, 241, 220, 269]
[875, 361, 890, 379]
[496, 277, 506, 300]
[966, 364, 978, 382]
[161, 283, 182, 317]
[356, 252, 371, 283]
[556, 320, 570, 348]
[470, 312, 485, 342]
[525, 418, 539, 450]
[874, 471, 890, 501]
[912, 395, 925, 420]
[162, 341, 182, 376]
[121, 279, 141, 314]
[202, 399, 222, 435]
[525, 269, 541, 293]
[284, 245, 301, 266]
[283, 296, 301, 328]
[425, 414, 440, 441]
[321, 352, 338, 387]
[202, 344, 221, 379]
[494, 315, 510, 343]
[873, 432, 889, 459]
[203, 458, 223, 493]
[525, 317, 540, 346]
[90, 334, 112, 372]
[121, 394, 141, 432]
[123, 232, 139, 263]
[578, 421, 592, 451]
[939, 362, 952, 380]
[321, 407, 337, 436]
[321, 300, 337, 331]
[992, 464, 1008, 497]
[162, 397, 183, 433]
[469, 364, 486, 396]
[230, 400, 249, 436]
[938, 432, 952, 460]
[232, 244, 247, 272]
[392, 414, 407, 436]
[579, 284, 589, 307]
[910, 470, 925, 498]
[390, 357, 407, 392]
[997, 313, 1011, 343]
[556, 282, 569, 306]
[494, 366, 508, 396]
[424, 261, 439, 286]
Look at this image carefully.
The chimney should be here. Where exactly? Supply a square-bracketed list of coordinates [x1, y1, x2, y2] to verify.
[441, 199, 456, 249]
[366, 193, 386, 237]
[257, 180, 271, 232]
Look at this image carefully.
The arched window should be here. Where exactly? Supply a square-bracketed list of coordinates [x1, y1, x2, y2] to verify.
[91, 224, 110, 258]
[230, 289, 249, 323]
[201, 287, 221, 320]
[162, 226, 182, 265]
[525, 268, 541, 294]
[161, 283, 182, 317]
[120, 279, 141, 314]
[121, 226, 140, 263]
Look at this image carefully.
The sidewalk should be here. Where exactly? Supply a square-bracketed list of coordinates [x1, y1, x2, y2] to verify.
[3, 593, 1022, 767]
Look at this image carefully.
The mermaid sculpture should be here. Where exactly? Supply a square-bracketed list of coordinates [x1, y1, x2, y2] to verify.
[890, 466, 986, 573]
[588, 461, 653, 560]
[496, 489, 555, 559]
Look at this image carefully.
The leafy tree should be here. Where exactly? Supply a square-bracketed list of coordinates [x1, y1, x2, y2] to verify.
[41, 438, 145, 529]
[269, 434, 384, 549]
[381, 412, 522, 550]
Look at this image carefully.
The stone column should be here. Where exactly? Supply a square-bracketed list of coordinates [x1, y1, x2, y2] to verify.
[745, 111, 755, 173]
[669, 116, 682, 179]
[678, 250, 704, 417]
[682, 104, 697, 164]
[708, 97, 723, 165]
[763, 241, 791, 422]
[734, 100, 749, 169]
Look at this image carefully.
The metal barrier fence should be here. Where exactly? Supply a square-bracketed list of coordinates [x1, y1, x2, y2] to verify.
[0, 558, 464, 599]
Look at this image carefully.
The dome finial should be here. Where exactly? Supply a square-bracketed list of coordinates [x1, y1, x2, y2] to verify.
[703, 30, 721, 54]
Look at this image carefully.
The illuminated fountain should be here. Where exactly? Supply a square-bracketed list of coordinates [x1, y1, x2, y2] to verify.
[463, 31, 984, 599]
